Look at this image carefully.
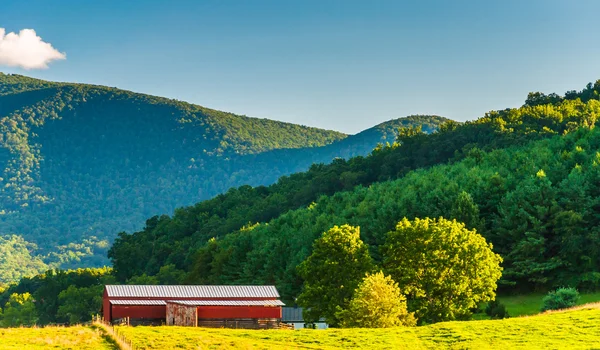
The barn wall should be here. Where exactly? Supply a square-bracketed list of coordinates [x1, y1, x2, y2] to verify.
[197, 306, 281, 319]
[103, 290, 111, 322]
[166, 303, 198, 326]
[111, 305, 166, 320]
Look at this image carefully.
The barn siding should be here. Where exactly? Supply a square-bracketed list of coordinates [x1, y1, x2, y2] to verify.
[197, 306, 281, 319]
[103, 289, 111, 322]
[166, 303, 197, 326]
[111, 305, 165, 320]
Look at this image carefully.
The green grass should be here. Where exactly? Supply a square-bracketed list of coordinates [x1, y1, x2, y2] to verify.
[497, 291, 600, 316]
[116, 304, 600, 350]
[0, 325, 116, 349]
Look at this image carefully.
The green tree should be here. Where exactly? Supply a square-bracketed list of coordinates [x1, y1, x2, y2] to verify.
[156, 264, 186, 285]
[493, 170, 562, 286]
[126, 274, 158, 285]
[297, 225, 373, 327]
[0, 293, 38, 327]
[57, 285, 103, 324]
[382, 217, 502, 324]
[450, 191, 483, 231]
[337, 271, 415, 328]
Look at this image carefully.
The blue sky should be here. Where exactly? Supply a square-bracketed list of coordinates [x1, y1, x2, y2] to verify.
[1, 0, 599, 134]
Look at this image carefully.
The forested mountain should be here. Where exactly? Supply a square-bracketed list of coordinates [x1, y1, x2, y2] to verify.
[0, 73, 448, 284]
[108, 80, 600, 300]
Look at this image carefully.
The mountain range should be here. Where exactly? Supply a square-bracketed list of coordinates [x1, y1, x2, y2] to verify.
[0, 73, 448, 283]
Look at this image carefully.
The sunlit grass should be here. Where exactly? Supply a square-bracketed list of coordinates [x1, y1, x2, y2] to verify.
[116, 304, 600, 349]
[497, 291, 600, 316]
[0, 325, 115, 349]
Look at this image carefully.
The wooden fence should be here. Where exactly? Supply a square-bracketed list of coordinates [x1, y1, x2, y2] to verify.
[92, 315, 136, 350]
[197, 318, 294, 330]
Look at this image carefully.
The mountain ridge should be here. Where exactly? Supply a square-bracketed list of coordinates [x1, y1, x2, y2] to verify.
[0, 73, 449, 283]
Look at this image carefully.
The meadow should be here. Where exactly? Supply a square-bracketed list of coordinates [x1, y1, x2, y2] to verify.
[0, 325, 116, 350]
[115, 304, 600, 350]
[497, 291, 600, 317]
[1, 293, 599, 349]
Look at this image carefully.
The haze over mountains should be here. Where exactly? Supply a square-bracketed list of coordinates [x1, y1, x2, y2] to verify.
[0, 73, 448, 283]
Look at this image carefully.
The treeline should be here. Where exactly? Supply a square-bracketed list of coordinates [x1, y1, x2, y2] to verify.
[0, 268, 113, 326]
[109, 81, 600, 286]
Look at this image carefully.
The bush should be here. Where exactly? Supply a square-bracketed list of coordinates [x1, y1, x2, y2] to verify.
[337, 271, 416, 328]
[485, 300, 509, 319]
[541, 287, 580, 312]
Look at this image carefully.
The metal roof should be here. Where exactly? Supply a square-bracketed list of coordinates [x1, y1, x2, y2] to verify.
[282, 307, 326, 322]
[110, 300, 167, 305]
[105, 285, 280, 298]
[167, 300, 285, 306]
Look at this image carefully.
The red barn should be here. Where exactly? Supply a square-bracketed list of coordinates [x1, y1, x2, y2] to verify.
[103, 285, 285, 328]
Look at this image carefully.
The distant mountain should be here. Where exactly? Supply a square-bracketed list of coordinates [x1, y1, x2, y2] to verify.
[0, 73, 449, 282]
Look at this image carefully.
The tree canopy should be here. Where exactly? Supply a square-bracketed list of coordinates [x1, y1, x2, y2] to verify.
[383, 217, 502, 323]
[296, 225, 373, 327]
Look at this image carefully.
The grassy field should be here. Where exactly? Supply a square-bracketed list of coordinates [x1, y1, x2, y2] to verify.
[0, 325, 116, 350]
[116, 304, 600, 350]
[497, 291, 600, 316]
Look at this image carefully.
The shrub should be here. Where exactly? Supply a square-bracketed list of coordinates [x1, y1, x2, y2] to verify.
[485, 300, 509, 319]
[541, 287, 580, 312]
[337, 271, 416, 328]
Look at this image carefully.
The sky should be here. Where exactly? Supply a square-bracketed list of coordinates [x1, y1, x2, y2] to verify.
[1, 0, 600, 134]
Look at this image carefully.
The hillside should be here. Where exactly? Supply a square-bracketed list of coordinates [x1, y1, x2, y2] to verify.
[109, 81, 600, 293]
[0, 73, 448, 283]
[179, 123, 600, 300]
[114, 305, 600, 349]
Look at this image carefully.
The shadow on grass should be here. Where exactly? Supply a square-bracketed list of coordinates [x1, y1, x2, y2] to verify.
[90, 324, 121, 350]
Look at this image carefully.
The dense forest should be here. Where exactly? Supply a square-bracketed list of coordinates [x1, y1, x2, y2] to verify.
[2, 79, 600, 326]
[0, 73, 447, 283]
[109, 81, 600, 290]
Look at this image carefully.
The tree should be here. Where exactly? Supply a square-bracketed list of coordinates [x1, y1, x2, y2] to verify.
[493, 170, 562, 287]
[337, 271, 415, 328]
[382, 217, 502, 324]
[57, 285, 103, 324]
[156, 264, 186, 285]
[297, 225, 373, 327]
[450, 191, 483, 231]
[0, 293, 38, 327]
[126, 274, 158, 285]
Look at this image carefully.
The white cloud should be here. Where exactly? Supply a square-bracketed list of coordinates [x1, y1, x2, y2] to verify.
[0, 28, 66, 70]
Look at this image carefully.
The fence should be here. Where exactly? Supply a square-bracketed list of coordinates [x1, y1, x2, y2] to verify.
[92, 315, 136, 350]
[196, 318, 294, 330]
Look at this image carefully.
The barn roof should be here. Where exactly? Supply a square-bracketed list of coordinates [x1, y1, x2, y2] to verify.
[168, 300, 285, 306]
[105, 285, 280, 299]
[110, 300, 167, 305]
[282, 307, 326, 322]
